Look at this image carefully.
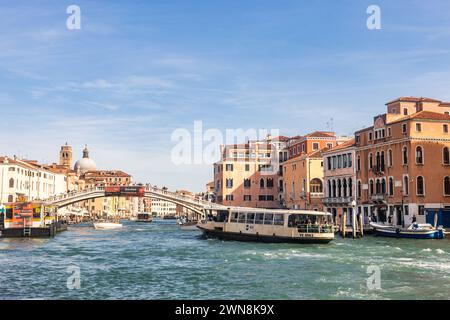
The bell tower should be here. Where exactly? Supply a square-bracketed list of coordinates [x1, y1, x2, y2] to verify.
[60, 143, 73, 168]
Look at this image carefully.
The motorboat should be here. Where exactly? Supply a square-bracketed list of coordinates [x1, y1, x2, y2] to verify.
[136, 213, 152, 222]
[93, 221, 123, 230]
[370, 222, 445, 239]
[177, 217, 199, 230]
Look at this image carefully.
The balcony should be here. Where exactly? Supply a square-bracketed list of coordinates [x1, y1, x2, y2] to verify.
[310, 192, 324, 198]
[322, 197, 352, 204]
[371, 194, 386, 202]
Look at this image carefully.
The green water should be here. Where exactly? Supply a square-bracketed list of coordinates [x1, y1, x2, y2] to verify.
[0, 219, 449, 300]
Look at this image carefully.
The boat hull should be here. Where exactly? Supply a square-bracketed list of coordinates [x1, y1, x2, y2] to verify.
[373, 228, 445, 239]
[93, 222, 123, 230]
[198, 226, 333, 244]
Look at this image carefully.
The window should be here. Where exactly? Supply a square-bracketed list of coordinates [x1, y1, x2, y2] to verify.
[327, 157, 332, 170]
[244, 195, 251, 201]
[389, 177, 394, 196]
[244, 179, 251, 188]
[415, 146, 423, 164]
[444, 147, 450, 165]
[226, 164, 233, 171]
[404, 205, 409, 216]
[9, 178, 14, 188]
[357, 156, 361, 171]
[258, 195, 267, 201]
[274, 214, 284, 225]
[245, 164, 250, 171]
[225, 194, 234, 201]
[403, 147, 408, 165]
[402, 124, 407, 133]
[348, 153, 352, 167]
[238, 213, 246, 223]
[230, 212, 238, 222]
[259, 178, 265, 188]
[388, 149, 393, 167]
[403, 108, 408, 115]
[357, 180, 362, 198]
[417, 176, 424, 196]
[255, 213, 264, 224]
[8, 195, 13, 202]
[444, 177, 450, 196]
[327, 143, 333, 149]
[403, 176, 409, 195]
[312, 142, 319, 151]
[415, 123, 422, 132]
[388, 127, 392, 136]
[368, 132, 373, 141]
[266, 178, 274, 188]
[369, 180, 374, 195]
[226, 178, 233, 188]
[444, 124, 449, 134]
[348, 178, 353, 197]
[266, 195, 274, 201]
[369, 153, 373, 169]
[263, 214, 274, 225]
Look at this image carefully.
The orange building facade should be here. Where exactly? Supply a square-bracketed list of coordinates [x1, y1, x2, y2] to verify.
[213, 136, 289, 208]
[355, 97, 450, 227]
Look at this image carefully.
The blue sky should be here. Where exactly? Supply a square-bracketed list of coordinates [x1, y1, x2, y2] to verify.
[1, 0, 450, 191]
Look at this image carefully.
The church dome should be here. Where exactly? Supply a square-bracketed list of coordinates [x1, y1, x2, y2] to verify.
[74, 145, 97, 173]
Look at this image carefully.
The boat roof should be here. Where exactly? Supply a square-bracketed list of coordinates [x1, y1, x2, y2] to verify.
[224, 207, 332, 216]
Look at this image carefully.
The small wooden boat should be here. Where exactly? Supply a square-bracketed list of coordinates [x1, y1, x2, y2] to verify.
[370, 222, 445, 239]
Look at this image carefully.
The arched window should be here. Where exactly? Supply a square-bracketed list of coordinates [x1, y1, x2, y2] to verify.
[416, 146, 423, 164]
[266, 178, 274, 188]
[403, 146, 408, 165]
[310, 178, 323, 193]
[389, 177, 394, 196]
[357, 156, 361, 171]
[444, 177, 450, 196]
[348, 178, 353, 197]
[369, 153, 373, 169]
[343, 179, 347, 197]
[259, 178, 265, 188]
[388, 149, 393, 167]
[9, 178, 14, 188]
[327, 180, 331, 197]
[380, 151, 385, 171]
[381, 178, 386, 194]
[443, 147, 450, 165]
[369, 180, 374, 195]
[332, 180, 336, 198]
[375, 179, 381, 194]
[417, 176, 425, 195]
[357, 181, 362, 198]
[403, 176, 409, 195]
[337, 179, 342, 197]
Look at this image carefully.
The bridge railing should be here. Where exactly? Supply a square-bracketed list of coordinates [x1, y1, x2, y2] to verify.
[144, 186, 213, 207]
[44, 186, 104, 203]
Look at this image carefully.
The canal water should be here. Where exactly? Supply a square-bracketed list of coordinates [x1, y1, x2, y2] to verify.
[0, 219, 449, 300]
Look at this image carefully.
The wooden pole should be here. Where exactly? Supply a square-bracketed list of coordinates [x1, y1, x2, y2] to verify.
[342, 212, 346, 238]
[352, 209, 357, 238]
[360, 212, 364, 237]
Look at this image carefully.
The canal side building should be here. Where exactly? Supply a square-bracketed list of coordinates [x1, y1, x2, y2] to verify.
[355, 97, 450, 227]
[322, 139, 357, 225]
[213, 135, 289, 209]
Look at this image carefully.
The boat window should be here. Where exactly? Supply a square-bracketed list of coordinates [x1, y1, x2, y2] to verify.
[264, 213, 274, 225]
[238, 213, 246, 223]
[247, 213, 255, 224]
[6, 208, 13, 219]
[217, 211, 228, 222]
[230, 212, 238, 223]
[255, 213, 264, 224]
[274, 214, 284, 225]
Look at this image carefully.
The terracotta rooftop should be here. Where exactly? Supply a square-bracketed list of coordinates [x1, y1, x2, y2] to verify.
[409, 111, 450, 121]
[323, 138, 355, 153]
[83, 170, 131, 178]
[386, 97, 442, 105]
[305, 131, 335, 138]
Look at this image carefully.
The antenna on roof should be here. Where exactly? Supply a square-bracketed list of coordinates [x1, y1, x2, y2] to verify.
[326, 118, 334, 132]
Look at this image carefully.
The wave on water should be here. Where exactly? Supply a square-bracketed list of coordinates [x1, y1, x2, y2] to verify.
[421, 248, 432, 252]
[436, 249, 445, 255]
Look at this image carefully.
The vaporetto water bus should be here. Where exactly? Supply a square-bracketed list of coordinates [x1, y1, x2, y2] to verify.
[197, 207, 334, 244]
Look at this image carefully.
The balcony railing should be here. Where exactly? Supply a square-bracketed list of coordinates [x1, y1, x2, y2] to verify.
[310, 192, 324, 198]
[322, 197, 352, 204]
[370, 194, 386, 201]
